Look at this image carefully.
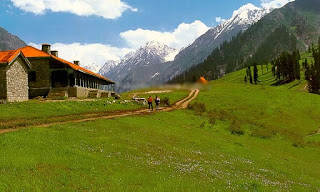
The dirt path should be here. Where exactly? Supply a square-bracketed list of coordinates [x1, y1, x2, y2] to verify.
[307, 128, 320, 137]
[0, 89, 200, 135]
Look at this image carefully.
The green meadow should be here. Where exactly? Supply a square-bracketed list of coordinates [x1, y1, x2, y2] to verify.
[0, 66, 319, 191]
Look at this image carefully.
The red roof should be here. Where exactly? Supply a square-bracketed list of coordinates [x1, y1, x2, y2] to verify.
[18, 46, 114, 83]
[0, 50, 21, 64]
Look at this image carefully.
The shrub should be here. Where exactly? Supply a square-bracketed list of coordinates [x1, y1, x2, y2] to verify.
[207, 111, 217, 125]
[187, 102, 206, 114]
[229, 120, 244, 135]
[251, 126, 277, 139]
[207, 109, 232, 122]
[162, 97, 170, 106]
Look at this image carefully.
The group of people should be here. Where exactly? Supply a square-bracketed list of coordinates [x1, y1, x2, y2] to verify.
[147, 95, 160, 111]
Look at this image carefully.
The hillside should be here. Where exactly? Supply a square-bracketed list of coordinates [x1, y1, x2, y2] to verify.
[0, 27, 26, 51]
[170, 0, 320, 83]
[160, 4, 269, 82]
[0, 57, 320, 190]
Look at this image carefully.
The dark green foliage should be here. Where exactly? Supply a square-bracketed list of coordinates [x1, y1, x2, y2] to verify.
[305, 45, 320, 94]
[272, 62, 276, 77]
[253, 64, 258, 84]
[273, 50, 301, 82]
[246, 66, 253, 84]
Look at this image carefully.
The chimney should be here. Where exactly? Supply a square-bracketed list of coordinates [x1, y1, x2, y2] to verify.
[50, 50, 58, 57]
[74, 61, 80, 65]
[42, 44, 51, 54]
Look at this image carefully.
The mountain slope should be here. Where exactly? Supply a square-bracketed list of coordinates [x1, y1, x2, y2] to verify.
[159, 4, 269, 82]
[0, 27, 26, 51]
[99, 41, 177, 92]
[170, 0, 320, 83]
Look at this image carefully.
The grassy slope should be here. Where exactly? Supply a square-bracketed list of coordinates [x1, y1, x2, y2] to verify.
[0, 89, 189, 129]
[0, 62, 319, 190]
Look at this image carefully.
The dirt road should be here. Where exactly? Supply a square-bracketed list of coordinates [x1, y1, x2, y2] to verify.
[0, 89, 200, 135]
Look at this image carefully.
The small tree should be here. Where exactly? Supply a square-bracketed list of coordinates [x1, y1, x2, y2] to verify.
[253, 64, 258, 84]
[246, 66, 253, 84]
[295, 59, 301, 82]
[272, 62, 276, 77]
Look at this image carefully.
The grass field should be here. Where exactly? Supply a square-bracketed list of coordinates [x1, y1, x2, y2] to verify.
[0, 67, 319, 190]
[0, 88, 189, 129]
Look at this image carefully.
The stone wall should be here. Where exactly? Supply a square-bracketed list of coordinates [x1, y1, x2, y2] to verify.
[6, 58, 29, 102]
[0, 65, 7, 100]
[28, 58, 51, 98]
[68, 86, 111, 98]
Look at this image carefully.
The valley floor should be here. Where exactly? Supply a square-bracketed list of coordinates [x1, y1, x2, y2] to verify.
[0, 76, 319, 191]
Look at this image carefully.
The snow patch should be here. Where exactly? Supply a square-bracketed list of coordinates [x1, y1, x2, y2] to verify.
[151, 72, 160, 79]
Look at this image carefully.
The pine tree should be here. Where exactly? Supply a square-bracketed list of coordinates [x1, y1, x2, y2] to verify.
[246, 66, 253, 84]
[295, 57, 300, 82]
[272, 62, 276, 77]
[253, 64, 258, 84]
[305, 60, 310, 81]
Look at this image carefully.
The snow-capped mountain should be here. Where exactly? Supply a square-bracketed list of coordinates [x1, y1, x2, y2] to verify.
[81, 63, 102, 73]
[99, 41, 177, 92]
[98, 60, 120, 75]
[160, 3, 270, 81]
[100, 3, 270, 91]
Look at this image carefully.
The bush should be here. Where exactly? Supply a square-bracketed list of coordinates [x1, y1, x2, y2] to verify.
[229, 120, 244, 135]
[207, 109, 232, 122]
[251, 126, 277, 139]
[162, 97, 170, 106]
[187, 102, 206, 114]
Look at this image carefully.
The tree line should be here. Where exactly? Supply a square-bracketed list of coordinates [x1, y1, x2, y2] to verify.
[305, 38, 320, 94]
[245, 36, 320, 95]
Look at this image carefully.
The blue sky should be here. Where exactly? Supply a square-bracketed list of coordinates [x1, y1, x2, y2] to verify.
[0, 0, 293, 70]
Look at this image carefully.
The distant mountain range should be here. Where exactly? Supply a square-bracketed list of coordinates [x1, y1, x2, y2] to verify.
[100, 3, 269, 91]
[99, 41, 177, 92]
[170, 0, 320, 83]
[160, 3, 270, 81]
[0, 27, 26, 51]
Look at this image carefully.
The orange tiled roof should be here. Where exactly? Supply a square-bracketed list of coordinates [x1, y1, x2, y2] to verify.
[0, 50, 21, 64]
[51, 55, 115, 83]
[18, 46, 114, 83]
[19, 46, 51, 58]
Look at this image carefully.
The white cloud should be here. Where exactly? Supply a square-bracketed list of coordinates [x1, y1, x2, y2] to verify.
[29, 42, 134, 70]
[120, 20, 210, 50]
[10, 0, 137, 19]
[215, 17, 226, 23]
[260, 0, 295, 10]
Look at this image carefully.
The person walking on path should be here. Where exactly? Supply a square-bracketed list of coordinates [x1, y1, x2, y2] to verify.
[155, 95, 160, 110]
[148, 96, 153, 111]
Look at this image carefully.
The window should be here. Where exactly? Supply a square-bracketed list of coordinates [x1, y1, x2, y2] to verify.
[29, 71, 36, 82]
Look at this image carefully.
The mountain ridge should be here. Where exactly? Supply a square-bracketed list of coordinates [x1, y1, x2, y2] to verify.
[0, 27, 26, 51]
[170, 0, 320, 83]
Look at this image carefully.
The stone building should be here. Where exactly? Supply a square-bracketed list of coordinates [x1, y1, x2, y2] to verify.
[0, 50, 31, 102]
[0, 44, 115, 102]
